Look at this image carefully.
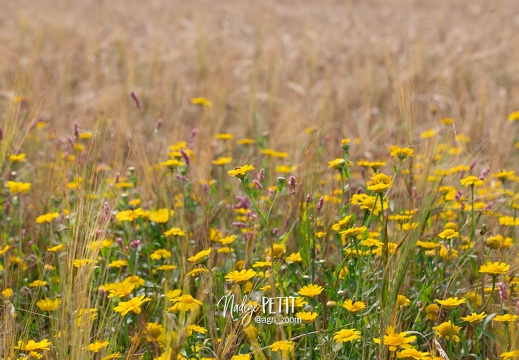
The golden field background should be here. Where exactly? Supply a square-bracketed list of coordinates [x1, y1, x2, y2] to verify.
[2, 0, 519, 171]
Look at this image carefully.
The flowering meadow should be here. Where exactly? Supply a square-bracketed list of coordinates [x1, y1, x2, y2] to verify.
[3, 1, 519, 359]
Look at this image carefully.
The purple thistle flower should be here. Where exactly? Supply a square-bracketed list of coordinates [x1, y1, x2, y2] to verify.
[288, 176, 296, 195]
[130, 91, 141, 109]
[317, 196, 324, 212]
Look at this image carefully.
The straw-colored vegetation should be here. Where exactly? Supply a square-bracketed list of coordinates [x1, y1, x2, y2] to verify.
[2, 1, 519, 359]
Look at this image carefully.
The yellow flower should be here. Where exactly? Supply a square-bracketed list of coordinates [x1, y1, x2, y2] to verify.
[106, 281, 135, 298]
[295, 311, 318, 324]
[396, 348, 430, 359]
[425, 304, 439, 321]
[168, 294, 203, 312]
[494, 170, 514, 181]
[285, 252, 302, 264]
[266, 243, 286, 258]
[479, 261, 510, 276]
[508, 111, 519, 121]
[145, 322, 166, 341]
[275, 165, 295, 173]
[73, 259, 97, 268]
[494, 314, 518, 322]
[334, 328, 361, 343]
[156, 264, 177, 271]
[28, 280, 48, 287]
[6, 181, 31, 194]
[420, 129, 436, 139]
[220, 235, 236, 245]
[432, 321, 461, 342]
[231, 355, 251, 360]
[87, 340, 109, 352]
[390, 146, 414, 160]
[164, 227, 186, 237]
[36, 298, 61, 311]
[191, 97, 213, 107]
[188, 248, 212, 263]
[2, 288, 13, 299]
[501, 350, 519, 359]
[435, 297, 465, 310]
[36, 212, 60, 224]
[108, 260, 128, 268]
[328, 158, 345, 169]
[416, 241, 440, 250]
[9, 153, 26, 162]
[149, 208, 169, 223]
[397, 295, 411, 307]
[270, 340, 294, 352]
[225, 269, 257, 283]
[342, 299, 366, 313]
[0, 245, 10, 256]
[237, 138, 256, 145]
[460, 175, 484, 187]
[373, 326, 416, 352]
[15, 339, 52, 351]
[461, 312, 486, 323]
[367, 173, 393, 193]
[160, 159, 185, 168]
[216, 133, 233, 140]
[438, 228, 459, 239]
[187, 267, 209, 277]
[298, 284, 324, 298]
[228, 165, 255, 178]
[116, 208, 144, 222]
[186, 324, 207, 336]
[113, 295, 151, 316]
[212, 157, 232, 166]
[150, 249, 171, 260]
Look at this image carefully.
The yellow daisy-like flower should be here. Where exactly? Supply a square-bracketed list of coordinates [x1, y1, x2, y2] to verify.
[231, 355, 251, 360]
[432, 321, 461, 342]
[342, 299, 366, 313]
[168, 294, 203, 312]
[270, 340, 294, 352]
[494, 314, 518, 323]
[397, 295, 411, 307]
[113, 295, 151, 316]
[73, 259, 97, 268]
[461, 312, 486, 323]
[108, 260, 128, 268]
[150, 249, 172, 260]
[298, 284, 324, 298]
[149, 208, 169, 223]
[333, 328, 361, 343]
[36, 298, 61, 311]
[328, 158, 345, 169]
[396, 348, 430, 359]
[438, 229, 459, 239]
[435, 297, 466, 310]
[28, 280, 48, 287]
[191, 97, 213, 107]
[116, 208, 144, 222]
[102, 353, 123, 360]
[228, 165, 255, 178]
[390, 146, 414, 160]
[225, 269, 257, 283]
[460, 175, 484, 187]
[373, 326, 416, 352]
[416, 241, 440, 250]
[494, 170, 514, 181]
[9, 153, 26, 162]
[47, 244, 65, 252]
[501, 350, 519, 359]
[216, 133, 233, 140]
[212, 157, 232, 166]
[1, 288, 13, 299]
[6, 181, 31, 194]
[87, 340, 109, 352]
[425, 304, 440, 321]
[35, 212, 60, 224]
[188, 248, 212, 263]
[163, 227, 186, 237]
[367, 173, 393, 193]
[508, 111, 519, 121]
[285, 252, 302, 264]
[187, 324, 208, 336]
[479, 261, 510, 276]
[15, 339, 52, 351]
[237, 138, 256, 145]
[295, 311, 318, 324]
